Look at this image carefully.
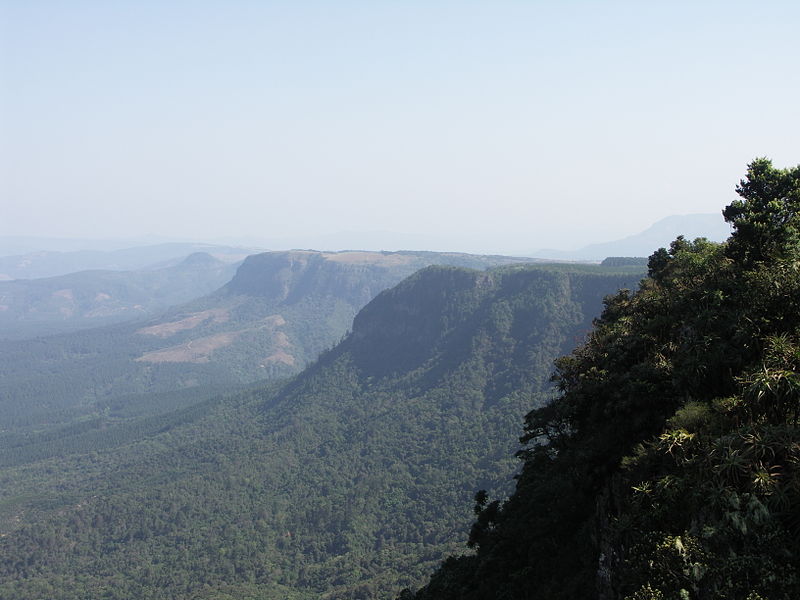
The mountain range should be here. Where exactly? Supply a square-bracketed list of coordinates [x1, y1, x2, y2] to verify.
[0, 242, 253, 281]
[0, 250, 552, 432]
[0, 261, 644, 599]
[0, 252, 241, 340]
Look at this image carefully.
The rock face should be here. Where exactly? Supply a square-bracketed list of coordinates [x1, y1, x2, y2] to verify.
[224, 251, 420, 305]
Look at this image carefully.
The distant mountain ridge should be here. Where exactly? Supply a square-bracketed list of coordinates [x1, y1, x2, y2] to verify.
[0, 235, 158, 256]
[0, 253, 241, 340]
[0, 242, 254, 280]
[534, 213, 731, 260]
[0, 249, 545, 429]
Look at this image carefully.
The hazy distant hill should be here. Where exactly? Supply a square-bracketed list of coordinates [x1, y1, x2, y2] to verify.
[534, 213, 731, 260]
[0, 242, 253, 280]
[0, 250, 541, 429]
[0, 262, 644, 600]
[0, 235, 149, 256]
[0, 253, 241, 340]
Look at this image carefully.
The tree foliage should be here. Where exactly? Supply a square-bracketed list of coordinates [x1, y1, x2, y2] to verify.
[724, 157, 800, 264]
[410, 159, 800, 600]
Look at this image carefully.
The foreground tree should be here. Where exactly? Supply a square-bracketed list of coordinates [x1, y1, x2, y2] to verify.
[724, 157, 800, 264]
[408, 159, 800, 600]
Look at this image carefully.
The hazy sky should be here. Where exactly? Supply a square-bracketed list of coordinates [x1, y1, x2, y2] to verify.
[2, 1, 799, 254]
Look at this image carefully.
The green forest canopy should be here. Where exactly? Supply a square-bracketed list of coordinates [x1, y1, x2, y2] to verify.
[0, 261, 642, 599]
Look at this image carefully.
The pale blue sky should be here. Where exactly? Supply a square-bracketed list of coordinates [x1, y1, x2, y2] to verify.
[2, 1, 799, 254]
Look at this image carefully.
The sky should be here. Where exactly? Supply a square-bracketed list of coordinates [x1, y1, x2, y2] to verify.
[1, 1, 799, 255]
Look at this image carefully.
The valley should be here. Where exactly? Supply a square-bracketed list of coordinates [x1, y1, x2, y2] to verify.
[2, 164, 798, 599]
[0, 256, 643, 599]
[6, 1, 797, 596]
[3, 171, 795, 599]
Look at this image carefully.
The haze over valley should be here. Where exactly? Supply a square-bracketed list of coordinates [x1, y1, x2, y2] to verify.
[0, 202, 776, 598]
[2, 1, 799, 599]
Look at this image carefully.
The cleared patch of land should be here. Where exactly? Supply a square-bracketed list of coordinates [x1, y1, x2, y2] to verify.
[136, 308, 230, 338]
[262, 350, 295, 366]
[137, 314, 289, 364]
[135, 331, 241, 363]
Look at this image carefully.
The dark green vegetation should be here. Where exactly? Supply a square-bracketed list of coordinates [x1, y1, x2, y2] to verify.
[600, 256, 649, 267]
[408, 158, 800, 599]
[0, 252, 240, 340]
[0, 261, 641, 599]
[0, 250, 544, 433]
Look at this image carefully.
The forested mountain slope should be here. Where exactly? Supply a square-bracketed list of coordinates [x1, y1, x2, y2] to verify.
[0, 250, 548, 431]
[0, 252, 240, 340]
[408, 159, 800, 600]
[0, 262, 642, 599]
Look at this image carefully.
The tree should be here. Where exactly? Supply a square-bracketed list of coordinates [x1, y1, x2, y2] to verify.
[409, 158, 800, 600]
[724, 157, 800, 264]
